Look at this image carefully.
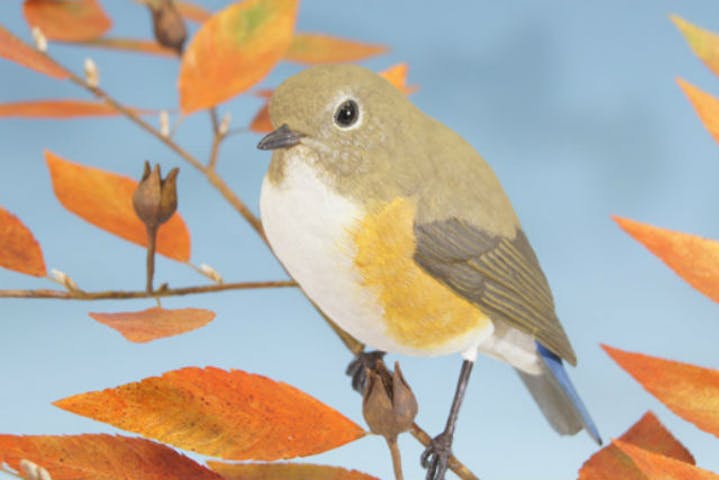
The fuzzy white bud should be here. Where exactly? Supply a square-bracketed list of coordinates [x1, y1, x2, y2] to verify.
[199, 263, 223, 284]
[219, 112, 231, 136]
[31, 27, 47, 53]
[50, 269, 79, 292]
[159, 110, 170, 137]
[84, 58, 99, 88]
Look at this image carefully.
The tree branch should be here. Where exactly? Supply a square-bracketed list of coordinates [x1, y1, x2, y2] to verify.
[0, 280, 296, 300]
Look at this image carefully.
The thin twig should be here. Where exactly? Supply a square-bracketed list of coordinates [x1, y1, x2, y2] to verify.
[387, 437, 404, 480]
[0, 280, 296, 300]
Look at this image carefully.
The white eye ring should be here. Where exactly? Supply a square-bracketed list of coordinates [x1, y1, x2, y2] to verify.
[333, 98, 361, 129]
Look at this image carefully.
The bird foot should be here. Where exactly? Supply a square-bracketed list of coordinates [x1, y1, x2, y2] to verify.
[420, 431, 453, 480]
[345, 350, 386, 393]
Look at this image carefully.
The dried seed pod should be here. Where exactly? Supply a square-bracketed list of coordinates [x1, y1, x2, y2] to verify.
[132, 161, 179, 229]
[145, 0, 187, 54]
[362, 362, 418, 440]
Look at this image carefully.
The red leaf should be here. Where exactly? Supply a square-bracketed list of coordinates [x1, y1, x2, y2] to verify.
[614, 440, 719, 480]
[579, 411, 694, 480]
[0, 207, 46, 277]
[54, 367, 366, 460]
[603, 345, 719, 438]
[283, 33, 387, 64]
[0, 434, 223, 480]
[89, 307, 215, 343]
[0, 99, 149, 118]
[179, 0, 299, 113]
[23, 0, 112, 42]
[208, 462, 379, 480]
[0, 25, 69, 79]
[46, 150, 191, 261]
[613, 216, 719, 303]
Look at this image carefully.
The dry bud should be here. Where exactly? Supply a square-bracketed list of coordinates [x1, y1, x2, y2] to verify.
[50, 269, 79, 292]
[199, 263, 223, 283]
[84, 58, 99, 87]
[20, 459, 52, 480]
[219, 112, 232, 136]
[159, 110, 170, 137]
[31, 27, 47, 53]
[362, 362, 418, 440]
[145, 0, 187, 54]
[133, 161, 179, 229]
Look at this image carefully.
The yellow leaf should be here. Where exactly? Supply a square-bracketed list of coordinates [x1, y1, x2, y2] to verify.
[671, 15, 719, 78]
[179, 0, 298, 114]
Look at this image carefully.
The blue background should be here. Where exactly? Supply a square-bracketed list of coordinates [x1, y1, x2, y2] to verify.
[1, 1, 719, 478]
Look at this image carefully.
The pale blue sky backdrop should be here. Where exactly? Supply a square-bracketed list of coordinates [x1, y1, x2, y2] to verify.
[1, 1, 719, 478]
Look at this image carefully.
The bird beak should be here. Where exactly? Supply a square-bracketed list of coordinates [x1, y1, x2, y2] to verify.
[257, 124, 305, 150]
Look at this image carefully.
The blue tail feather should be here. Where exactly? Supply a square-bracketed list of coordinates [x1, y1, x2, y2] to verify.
[533, 342, 601, 444]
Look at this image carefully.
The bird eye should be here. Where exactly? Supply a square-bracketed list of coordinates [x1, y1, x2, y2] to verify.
[334, 99, 359, 128]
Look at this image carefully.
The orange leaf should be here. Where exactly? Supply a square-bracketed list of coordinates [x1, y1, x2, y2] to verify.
[89, 307, 215, 343]
[0, 434, 223, 480]
[677, 78, 719, 146]
[250, 102, 272, 133]
[0, 25, 69, 79]
[23, 0, 112, 42]
[45, 150, 191, 261]
[176, 1, 211, 23]
[0, 207, 46, 277]
[671, 15, 719, 78]
[54, 367, 366, 460]
[283, 33, 387, 64]
[179, 0, 298, 114]
[208, 462, 379, 480]
[379, 63, 418, 95]
[603, 345, 719, 438]
[614, 440, 719, 480]
[613, 216, 719, 303]
[0, 99, 149, 118]
[78, 37, 177, 56]
[579, 411, 694, 480]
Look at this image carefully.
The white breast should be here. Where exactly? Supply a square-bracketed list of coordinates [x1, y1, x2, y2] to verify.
[260, 151, 400, 353]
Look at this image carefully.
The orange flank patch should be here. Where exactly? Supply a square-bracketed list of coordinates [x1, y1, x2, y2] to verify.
[351, 198, 490, 350]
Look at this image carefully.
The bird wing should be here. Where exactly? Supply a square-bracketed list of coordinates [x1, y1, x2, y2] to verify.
[413, 218, 577, 365]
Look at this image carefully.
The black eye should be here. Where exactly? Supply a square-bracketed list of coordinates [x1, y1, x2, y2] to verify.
[334, 99, 359, 128]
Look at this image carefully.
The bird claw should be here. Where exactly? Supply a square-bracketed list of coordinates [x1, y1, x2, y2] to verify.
[420, 431, 452, 480]
[346, 350, 386, 393]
